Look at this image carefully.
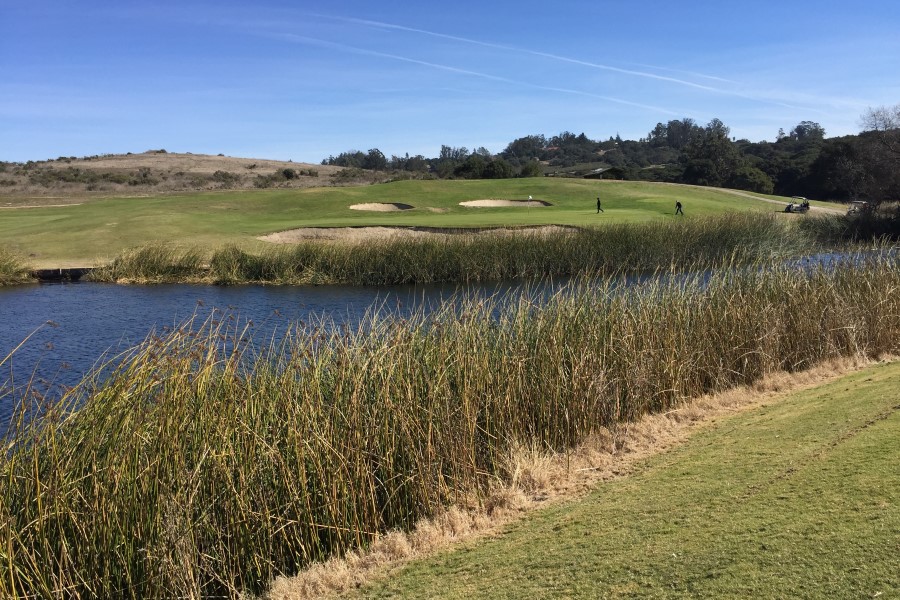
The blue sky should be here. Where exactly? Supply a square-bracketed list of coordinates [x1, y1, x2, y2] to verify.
[2, 0, 898, 163]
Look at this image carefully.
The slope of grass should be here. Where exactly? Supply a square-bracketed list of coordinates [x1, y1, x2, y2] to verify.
[358, 361, 900, 599]
[0, 180, 780, 267]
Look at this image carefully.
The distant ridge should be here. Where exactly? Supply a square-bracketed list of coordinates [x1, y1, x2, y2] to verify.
[0, 150, 360, 197]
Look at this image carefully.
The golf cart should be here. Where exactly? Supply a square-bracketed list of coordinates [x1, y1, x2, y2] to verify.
[847, 200, 869, 215]
[785, 197, 810, 213]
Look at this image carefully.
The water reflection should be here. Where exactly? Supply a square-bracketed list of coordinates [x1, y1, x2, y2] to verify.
[2, 247, 894, 430]
[0, 279, 578, 427]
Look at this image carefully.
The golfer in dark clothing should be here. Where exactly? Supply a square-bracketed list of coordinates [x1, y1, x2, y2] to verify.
[675, 201, 684, 215]
[596, 197, 604, 213]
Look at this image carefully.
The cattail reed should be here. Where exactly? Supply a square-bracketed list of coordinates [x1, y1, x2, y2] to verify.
[89, 213, 807, 285]
[0, 247, 31, 286]
[1, 252, 898, 598]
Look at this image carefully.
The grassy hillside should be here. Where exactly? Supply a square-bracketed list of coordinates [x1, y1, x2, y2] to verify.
[0, 151, 345, 199]
[356, 360, 900, 599]
[0, 179, 781, 267]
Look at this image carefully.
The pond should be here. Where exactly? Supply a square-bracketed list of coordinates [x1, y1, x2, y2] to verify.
[2, 248, 891, 432]
[0, 279, 572, 429]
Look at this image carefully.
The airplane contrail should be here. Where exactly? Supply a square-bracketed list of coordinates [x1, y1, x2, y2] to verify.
[328, 16, 729, 93]
[322, 15, 814, 112]
[270, 32, 682, 116]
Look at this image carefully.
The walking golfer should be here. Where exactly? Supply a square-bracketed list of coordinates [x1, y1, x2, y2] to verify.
[596, 197, 604, 213]
[675, 201, 684, 215]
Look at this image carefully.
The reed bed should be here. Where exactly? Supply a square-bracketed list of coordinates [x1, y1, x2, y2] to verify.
[209, 213, 798, 285]
[798, 207, 900, 244]
[2, 254, 899, 598]
[89, 244, 206, 284]
[0, 247, 32, 286]
[88, 213, 805, 285]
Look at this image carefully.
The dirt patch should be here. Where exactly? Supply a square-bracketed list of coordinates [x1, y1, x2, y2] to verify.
[348, 203, 414, 212]
[258, 225, 578, 244]
[52, 151, 334, 177]
[460, 199, 552, 207]
[0, 202, 83, 209]
[0, 151, 347, 199]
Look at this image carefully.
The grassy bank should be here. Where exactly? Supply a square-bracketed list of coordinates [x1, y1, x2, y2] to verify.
[89, 213, 805, 285]
[356, 360, 900, 599]
[1, 254, 898, 597]
[0, 247, 31, 286]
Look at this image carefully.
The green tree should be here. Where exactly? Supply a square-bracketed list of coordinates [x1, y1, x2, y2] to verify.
[322, 150, 366, 168]
[363, 149, 387, 170]
[808, 138, 867, 200]
[681, 119, 743, 187]
[728, 165, 774, 194]
[502, 134, 547, 165]
[790, 121, 826, 142]
[483, 158, 514, 179]
[453, 154, 486, 179]
[519, 160, 543, 178]
[435, 145, 468, 178]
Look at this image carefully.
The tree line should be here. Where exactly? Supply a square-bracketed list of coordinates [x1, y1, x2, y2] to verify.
[321, 104, 900, 204]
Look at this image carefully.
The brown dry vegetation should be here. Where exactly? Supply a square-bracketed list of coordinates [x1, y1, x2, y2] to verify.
[265, 356, 883, 600]
[0, 151, 350, 204]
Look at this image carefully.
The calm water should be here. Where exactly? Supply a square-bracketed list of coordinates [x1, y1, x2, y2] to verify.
[1, 248, 890, 431]
[0, 279, 569, 429]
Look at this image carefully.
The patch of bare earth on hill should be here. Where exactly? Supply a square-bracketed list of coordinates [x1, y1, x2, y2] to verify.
[264, 355, 890, 599]
[258, 225, 578, 244]
[0, 151, 347, 200]
[0, 201, 84, 209]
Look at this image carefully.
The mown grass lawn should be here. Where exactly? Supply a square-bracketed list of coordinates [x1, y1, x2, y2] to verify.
[356, 361, 900, 599]
[0, 179, 780, 267]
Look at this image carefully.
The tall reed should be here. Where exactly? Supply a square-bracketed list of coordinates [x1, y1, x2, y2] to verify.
[0, 247, 32, 286]
[2, 254, 898, 598]
[798, 208, 900, 244]
[88, 244, 205, 283]
[209, 214, 804, 285]
[90, 214, 808, 285]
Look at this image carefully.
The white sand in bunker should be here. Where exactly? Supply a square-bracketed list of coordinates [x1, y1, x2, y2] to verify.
[258, 225, 578, 244]
[460, 199, 552, 207]
[349, 203, 414, 212]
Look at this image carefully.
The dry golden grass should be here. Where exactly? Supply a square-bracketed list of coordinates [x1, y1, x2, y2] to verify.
[264, 355, 882, 600]
[0, 151, 344, 202]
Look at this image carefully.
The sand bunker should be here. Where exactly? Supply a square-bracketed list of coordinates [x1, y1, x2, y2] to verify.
[258, 225, 578, 244]
[459, 199, 551, 207]
[349, 203, 414, 212]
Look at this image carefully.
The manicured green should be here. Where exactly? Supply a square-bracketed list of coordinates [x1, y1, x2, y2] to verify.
[2, 256, 898, 598]
[0, 180, 780, 267]
[358, 361, 900, 599]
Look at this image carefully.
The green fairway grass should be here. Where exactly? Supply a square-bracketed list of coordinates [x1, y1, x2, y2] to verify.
[356, 361, 900, 599]
[0, 180, 780, 267]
